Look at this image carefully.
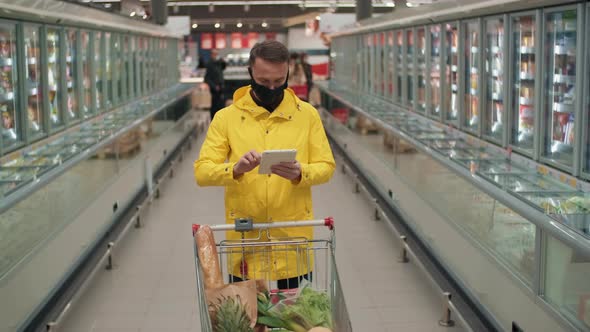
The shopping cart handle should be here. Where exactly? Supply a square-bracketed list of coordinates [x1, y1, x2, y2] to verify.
[192, 217, 334, 234]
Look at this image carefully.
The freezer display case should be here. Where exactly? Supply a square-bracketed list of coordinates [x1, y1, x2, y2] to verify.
[395, 30, 403, 102]
[46, 28, 62, 129]
[80, 30, 92, 118]
[95, 31, 103, 111]
[429, 25, 441, 118]
[416, 27, 426, 113]
[123, 35, 130, 101]
[484, 17, 505, 142]
[387, 31, 394, 100]
[405, 29, 414, 108]
[542, 9, 578, 168]
[378, 32, 385, 97]
[464, 21, 480, 132]
[65, 29, 78, 121]
[444, 23, 459, 123]
[511, 14, 536, 152]
[112, 34, 121, 105]
[0, 22, 18, 151]
[24, 26, 42, 139]
[104, 32, 112, 108]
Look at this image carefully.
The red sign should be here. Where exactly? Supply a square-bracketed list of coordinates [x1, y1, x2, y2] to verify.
[231, 33, 242, 49]
[265, 32, 277, 41]
[214, 33, 227, 49]
[247, 32, 259, 48]
[201, 33, 213, 50]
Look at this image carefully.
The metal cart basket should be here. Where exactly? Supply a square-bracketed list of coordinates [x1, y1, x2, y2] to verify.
[192, 217, 352, 332]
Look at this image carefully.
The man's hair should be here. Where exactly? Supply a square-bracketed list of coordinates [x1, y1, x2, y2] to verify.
[249, 40, 289, 66]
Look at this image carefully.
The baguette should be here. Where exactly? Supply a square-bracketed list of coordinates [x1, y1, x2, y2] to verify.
[195, 225, 224, 289]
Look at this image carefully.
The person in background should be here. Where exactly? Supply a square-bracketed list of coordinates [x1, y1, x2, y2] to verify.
[204, 49, 226, 120]
[194, 40, 335, 289]
[300, 52, 313, 101]
[288, 53, 308, 100]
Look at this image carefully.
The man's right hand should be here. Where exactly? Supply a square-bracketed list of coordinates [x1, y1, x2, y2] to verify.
[233, 150, 261, 178]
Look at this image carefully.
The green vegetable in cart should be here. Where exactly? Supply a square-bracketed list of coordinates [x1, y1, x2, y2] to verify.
[256, 282, 333, 332]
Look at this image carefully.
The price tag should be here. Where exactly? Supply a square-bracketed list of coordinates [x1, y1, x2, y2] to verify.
[568, 179, 577, 188]
[559, 174, 567, 183]
[537, 166, 549, 175]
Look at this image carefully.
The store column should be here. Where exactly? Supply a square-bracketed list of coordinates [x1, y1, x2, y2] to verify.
[356, 0, 373, 21]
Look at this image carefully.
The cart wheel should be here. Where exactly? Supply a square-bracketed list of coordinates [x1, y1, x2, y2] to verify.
[353, 182, 360, 193]
[155, 188, 161, 199]
[374, 207, 381, 221]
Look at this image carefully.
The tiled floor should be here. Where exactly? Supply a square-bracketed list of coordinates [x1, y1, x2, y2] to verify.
[59, 133, 466, 332]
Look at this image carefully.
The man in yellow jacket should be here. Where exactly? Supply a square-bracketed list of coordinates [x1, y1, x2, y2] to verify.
[194, 40, 335, 289]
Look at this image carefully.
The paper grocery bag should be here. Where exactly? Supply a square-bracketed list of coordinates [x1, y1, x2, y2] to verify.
[206, 280, 258, 328]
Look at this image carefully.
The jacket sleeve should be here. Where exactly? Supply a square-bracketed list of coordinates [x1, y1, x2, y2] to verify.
[194, 111, 239, 187]
[295, 108, 336, 187]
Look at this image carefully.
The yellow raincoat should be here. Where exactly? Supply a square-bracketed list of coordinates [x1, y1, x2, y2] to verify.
[194, 86, 335, 281]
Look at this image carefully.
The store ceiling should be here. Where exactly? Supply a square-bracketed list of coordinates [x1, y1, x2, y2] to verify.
[88, 0, 397, 31]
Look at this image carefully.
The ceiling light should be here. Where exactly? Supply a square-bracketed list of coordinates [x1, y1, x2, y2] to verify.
[261, 22, 268, 28]
[104, 3, 112, 8]
[237, 22, 243, 28]
[386, 1, 395, 7]
[406, 1, 418, 7]
[192, 23, 198, 28]
[315, 15, 321, 20]
[143, 14, 148, 19]
[130, 11, 136, 17]
[214, 22, 221, 28]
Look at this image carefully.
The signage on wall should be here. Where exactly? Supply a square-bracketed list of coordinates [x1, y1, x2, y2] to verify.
[265, 32, 277, 41]
[305, 19, 319, 37]
[247, 32, 259, 48]
[201, 33, 213, 49]
[215, 33, 227, 49]
[231, 33, 242, 49]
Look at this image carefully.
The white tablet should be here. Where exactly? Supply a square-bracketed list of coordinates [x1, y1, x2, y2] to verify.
[258, 149, 297, 174]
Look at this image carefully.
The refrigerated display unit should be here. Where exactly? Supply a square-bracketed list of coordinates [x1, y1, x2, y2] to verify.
[541, 7, 581, 170]
[428, 24, 442, 119]
[65, 29, 78, 121]
[484, 16, 506, 143]
[0, 22, 19, 151]
[463, 20, 480, 133]
[321, 1, 590, 331]
[444, 22, 459, 124]
[511, 13, 537, 153]
[416, 27, 426, 114]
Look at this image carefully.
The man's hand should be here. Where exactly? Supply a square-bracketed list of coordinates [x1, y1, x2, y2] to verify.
[233, 150, 261, 178]
[271, 161, 302, 181]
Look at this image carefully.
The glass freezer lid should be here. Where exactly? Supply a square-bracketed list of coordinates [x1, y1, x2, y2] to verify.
[488, 173, 576, 194]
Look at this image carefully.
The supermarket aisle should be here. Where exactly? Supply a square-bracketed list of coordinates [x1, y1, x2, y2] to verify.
[59, 132, 466, 332]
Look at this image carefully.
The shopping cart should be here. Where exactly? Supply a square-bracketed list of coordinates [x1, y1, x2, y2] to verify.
[192, 217, 352, 332]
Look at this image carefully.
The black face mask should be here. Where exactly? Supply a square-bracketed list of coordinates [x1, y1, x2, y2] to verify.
[248, 67, 289, 105]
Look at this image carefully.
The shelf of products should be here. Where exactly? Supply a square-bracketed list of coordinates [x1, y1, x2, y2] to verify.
[485, 18, 505, 142]
[81, 30, 91, 118]
[512, 15, 536, 151]
[484, 18, 504, 142]
[66, 29, 78, 121]
[47, 29, 62, 129]
[416, 28, 426, 114]
[0, 23, 18, 151]
[543, 9, 577, 167]
[24, 25, 42, 138]
[387, 31, 395, 99]
[396, 30, 403, 101]
[445, 23, 459, 122]
[430, 25, 441, 117]
[0, 83, 192, 206]
[105, 32, 112, 109]
[464, 21, 480, 132]
[406, 29, 415, 108]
